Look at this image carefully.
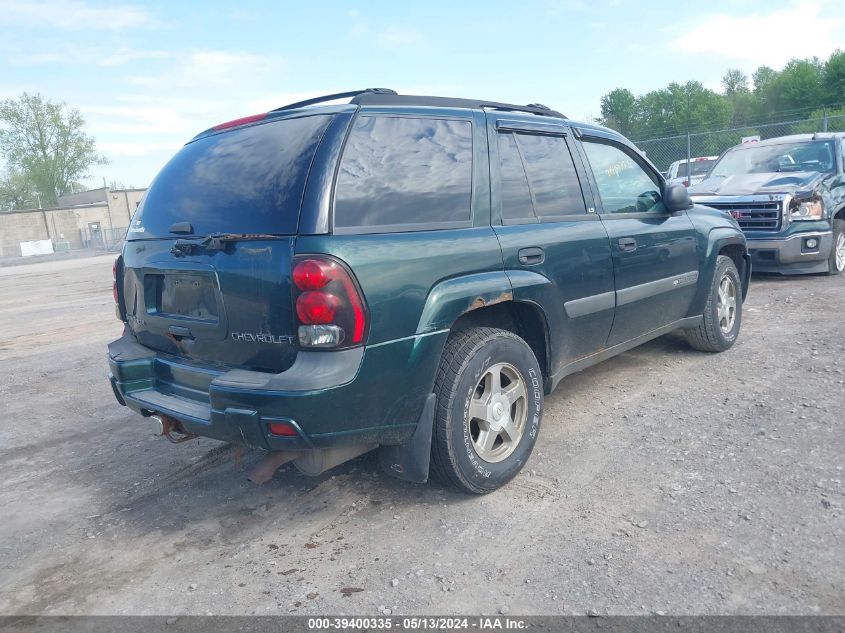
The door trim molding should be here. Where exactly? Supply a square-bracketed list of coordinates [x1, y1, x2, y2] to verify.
[564, 291, 615, 318]
[616, 271, 699, 307]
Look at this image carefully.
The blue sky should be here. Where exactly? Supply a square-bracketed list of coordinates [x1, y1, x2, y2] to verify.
[1, 0, 844, 188]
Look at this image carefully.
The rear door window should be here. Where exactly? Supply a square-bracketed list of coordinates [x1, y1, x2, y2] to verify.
[333, 116, 473, 231]
[497, 131, 586, 223]
[129, 114, 333, 239]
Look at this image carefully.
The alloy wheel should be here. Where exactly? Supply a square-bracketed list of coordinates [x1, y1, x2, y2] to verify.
[467, 362, 528, 463]
[717, 274, 737, 334]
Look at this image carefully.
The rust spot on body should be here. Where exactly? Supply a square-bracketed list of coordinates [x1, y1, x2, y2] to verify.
[470, 291, 513, 310]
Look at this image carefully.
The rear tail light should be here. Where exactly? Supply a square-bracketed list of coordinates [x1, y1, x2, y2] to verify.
[292, 256, 368, 349]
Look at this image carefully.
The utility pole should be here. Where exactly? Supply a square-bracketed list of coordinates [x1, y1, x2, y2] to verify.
[823, 108, 829, 133]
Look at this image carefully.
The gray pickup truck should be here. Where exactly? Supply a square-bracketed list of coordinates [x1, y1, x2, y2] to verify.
[689, 133, 845, 275]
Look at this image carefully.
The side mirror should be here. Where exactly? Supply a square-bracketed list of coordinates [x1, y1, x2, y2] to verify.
[664, 182, 693, 214]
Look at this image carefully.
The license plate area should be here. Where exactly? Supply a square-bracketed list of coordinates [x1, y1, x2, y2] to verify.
[147, 273, 220, 322]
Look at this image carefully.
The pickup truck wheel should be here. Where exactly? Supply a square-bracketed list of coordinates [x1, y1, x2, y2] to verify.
[685, 255, 742, 353]
[828, 219, 845, 275]
[430, 327, 543, 494]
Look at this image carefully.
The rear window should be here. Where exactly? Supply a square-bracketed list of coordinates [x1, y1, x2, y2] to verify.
[128, 114, 333, 239]
[676, 159, 716, 177]
[333, 115, 473, 231]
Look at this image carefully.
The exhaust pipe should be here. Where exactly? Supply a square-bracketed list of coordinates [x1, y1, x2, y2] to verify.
[151, 414, 198, 444]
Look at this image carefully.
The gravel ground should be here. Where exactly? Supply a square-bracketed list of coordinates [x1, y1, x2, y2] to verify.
[0, 254, 843, 616]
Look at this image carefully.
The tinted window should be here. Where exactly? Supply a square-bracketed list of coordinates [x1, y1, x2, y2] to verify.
[582, 141, 663, 214]
[711, 140, 837, 176]
[676, 159, 717, 177]
[497, 132, 585, 221]
[497, 133, 534, 221]
[517, 134, 586, 217]
[334, 116, 473, 229]
[129, 114, 333, 239]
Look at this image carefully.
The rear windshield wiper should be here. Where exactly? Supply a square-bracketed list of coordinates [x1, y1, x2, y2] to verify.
[171, 233, 280, 257]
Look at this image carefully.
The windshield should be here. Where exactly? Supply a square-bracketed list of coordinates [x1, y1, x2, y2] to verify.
[710, 140, 836, 178]
[128, 114, 334, 240]
[676, 159, 717, 178]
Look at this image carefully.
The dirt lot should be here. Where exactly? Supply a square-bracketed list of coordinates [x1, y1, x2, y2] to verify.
[0, 254, 843, 616]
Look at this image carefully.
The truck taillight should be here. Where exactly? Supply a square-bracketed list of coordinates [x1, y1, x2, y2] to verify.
[292, 256, 368, 349]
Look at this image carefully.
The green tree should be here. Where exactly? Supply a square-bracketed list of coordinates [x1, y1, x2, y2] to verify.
[824, 50, 845, 106]
[766, 59, 825, 114]
[0, 92, 106, 207]
[722, 69, 754, 127]
[0, 169, 37, 211]
[634, 81, 731, 138]
[722, 69, 749, 95]
[599, 88, 637, 136]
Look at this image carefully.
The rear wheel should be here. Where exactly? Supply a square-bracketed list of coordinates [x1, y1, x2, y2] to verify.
[430, 327, 543, 494]
[828, 219, 845, 275]
[686, 255, 742, 353]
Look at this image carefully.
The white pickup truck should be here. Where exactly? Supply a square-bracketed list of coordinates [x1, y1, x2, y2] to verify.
[666, 155, 719, 187]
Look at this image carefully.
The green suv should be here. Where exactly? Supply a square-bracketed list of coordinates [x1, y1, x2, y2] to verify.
[108, 89, 750, 493]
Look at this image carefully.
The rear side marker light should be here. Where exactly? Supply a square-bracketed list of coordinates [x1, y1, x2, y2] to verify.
[268, 422, 297, 437]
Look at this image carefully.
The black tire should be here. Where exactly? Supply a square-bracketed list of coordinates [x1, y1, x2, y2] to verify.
[430, 327, 543, 494]
[685, 255, 742, 353]
[827, 218, 845, 275]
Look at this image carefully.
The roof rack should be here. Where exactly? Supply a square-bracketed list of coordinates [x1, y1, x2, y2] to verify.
[272, 88, 397, 112]
[351, 92, 567, 119]
[271, 89, 566, 119]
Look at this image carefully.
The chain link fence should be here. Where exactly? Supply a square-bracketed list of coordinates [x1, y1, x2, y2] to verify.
[634, 114, 845, 174]
[0, 226, 126, 260]
[80, 226, 127, 251]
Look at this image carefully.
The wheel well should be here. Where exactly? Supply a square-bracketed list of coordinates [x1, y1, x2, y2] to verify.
[450, 302, 549, 377]
[835, 207, 845, 221]
[719, 244, 746, 278]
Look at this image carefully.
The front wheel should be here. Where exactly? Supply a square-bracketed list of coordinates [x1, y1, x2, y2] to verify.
[828, 219, 845, 275]
[430, 327, 543, 494]
[685, 255, 742, 353]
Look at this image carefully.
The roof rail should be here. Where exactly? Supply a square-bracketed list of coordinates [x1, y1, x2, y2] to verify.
[351, 92, 566, 119]
[271, 88, 397, 112]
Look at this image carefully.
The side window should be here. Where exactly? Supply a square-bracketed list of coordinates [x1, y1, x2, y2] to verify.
[497, 133, 534, 221]
[497, 131, 586, 222]
[582, 141, 664, 214]
[334, 116, 473, 230]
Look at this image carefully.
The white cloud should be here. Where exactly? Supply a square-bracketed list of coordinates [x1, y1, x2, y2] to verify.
[672, 1, 845, 68]
[125, 49, 283, 90]
[344, 15, 423, 47]
[0, 0, 156, 30]
[379, 26, 423, 46]
[81, 104, 197, 136]
[10, 47, 169, 67]
[97, 141, 183, 157]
